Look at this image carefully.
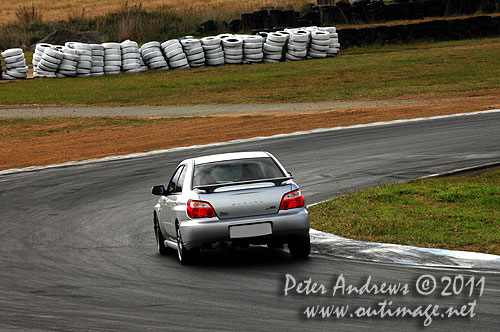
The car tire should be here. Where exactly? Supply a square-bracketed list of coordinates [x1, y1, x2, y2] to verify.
[176, 224, 199, 265]
[154, 214, 170, 255]
[288, 235, 310, 259]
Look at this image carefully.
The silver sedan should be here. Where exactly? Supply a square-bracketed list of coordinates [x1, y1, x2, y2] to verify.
[152, 151, 310, 264]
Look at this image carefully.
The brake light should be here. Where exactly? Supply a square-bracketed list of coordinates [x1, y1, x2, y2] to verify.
[280, 189, 304, 210]
[187, 200, 216, 218]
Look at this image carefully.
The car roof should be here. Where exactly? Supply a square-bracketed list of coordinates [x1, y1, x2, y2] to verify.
[189, 151, 272, 165]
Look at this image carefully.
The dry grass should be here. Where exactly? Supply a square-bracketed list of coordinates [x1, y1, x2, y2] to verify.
[0, 0, 310, 25]
[15, 2, 43, 26]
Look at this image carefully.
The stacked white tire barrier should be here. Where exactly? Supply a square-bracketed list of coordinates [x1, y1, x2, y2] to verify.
[37, 47, 64, 78]
[121, 40, 142, 73]
[56, 47, 79, 78]
[140, 41, 168, 71]
[162, 40, 189, 69]
[32, 43, 51, 76]
[285, 29, 310, 61]
[102, 42, 122, 75]
[22, 25, 339, 80]
[308, 30, 330, 59]
[222, 36, 243, 65]
[320, 27, 340, 57]
[71, 43, 92, 78]
[181, 39, 205, 68]
[258, 31, 269, 40]
[32, 44, 44, 72]
[1, 48, 28, 80]
[243, 35, 264, 64]
[218, 33, 233, 41]
[138, 56, 148, 72]
[263, 32, 287, 63]
[201, 36, 224, 66]
[89, 44, 105, 77]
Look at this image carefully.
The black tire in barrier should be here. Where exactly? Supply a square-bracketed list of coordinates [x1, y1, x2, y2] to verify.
[241, 13, 254, 31]
[385, 3, 402, 21]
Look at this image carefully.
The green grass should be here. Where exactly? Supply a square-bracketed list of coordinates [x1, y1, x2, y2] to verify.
[1, 37, 500, 106]
[340, 37, 500, 55]
[308, 169, 500, 255]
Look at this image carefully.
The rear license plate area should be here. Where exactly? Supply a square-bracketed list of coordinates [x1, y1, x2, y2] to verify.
[229, 222, 272, 239]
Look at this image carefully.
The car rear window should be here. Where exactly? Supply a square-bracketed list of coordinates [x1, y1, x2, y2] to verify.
[193, 157, 285, 187]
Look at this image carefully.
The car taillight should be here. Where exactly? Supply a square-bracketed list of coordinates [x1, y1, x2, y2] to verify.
[280, 189, 304, 210]
[187, 200, 216, 218]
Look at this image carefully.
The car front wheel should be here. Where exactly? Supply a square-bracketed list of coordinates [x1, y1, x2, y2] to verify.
[288, 235, 310, 259]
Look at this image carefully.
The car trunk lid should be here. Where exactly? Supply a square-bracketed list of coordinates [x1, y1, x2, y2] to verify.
[198, 183, 291, 219]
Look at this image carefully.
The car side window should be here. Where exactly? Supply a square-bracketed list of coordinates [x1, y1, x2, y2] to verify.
[176, 166, 186, 193]
[167, 166, 185, 194]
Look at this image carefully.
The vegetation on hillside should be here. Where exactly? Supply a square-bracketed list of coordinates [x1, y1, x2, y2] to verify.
[0, 1, 309, 49]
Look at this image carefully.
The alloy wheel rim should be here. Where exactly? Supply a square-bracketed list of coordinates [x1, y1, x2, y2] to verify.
[177, 228, 182, 261]
[154, 221, 160, 249]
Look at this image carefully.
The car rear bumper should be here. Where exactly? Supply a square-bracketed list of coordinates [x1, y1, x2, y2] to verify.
[179, 208, 310, 250]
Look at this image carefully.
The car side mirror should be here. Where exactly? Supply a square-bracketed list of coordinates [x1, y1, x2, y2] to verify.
[287, 171, 293, 177]
[152, 185, 167, 196]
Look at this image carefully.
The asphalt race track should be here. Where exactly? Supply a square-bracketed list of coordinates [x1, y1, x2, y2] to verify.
[1, 111, 499, 331]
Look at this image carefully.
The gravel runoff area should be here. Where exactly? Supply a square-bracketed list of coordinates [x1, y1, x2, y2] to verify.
[0, 99, 431, 118]
[1, 91, 498, 118]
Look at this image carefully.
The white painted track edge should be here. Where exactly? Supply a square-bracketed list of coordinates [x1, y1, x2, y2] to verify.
[2, 109, 499, 176]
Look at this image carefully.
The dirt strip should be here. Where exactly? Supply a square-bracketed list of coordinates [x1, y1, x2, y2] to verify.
[1, 90, 499, 118]
[0, 99, 432, 118]
[1, 92, 500, 170]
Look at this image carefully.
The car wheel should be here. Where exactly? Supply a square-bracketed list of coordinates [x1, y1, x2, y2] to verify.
[288, 235, 310, 259]
[176, 224, 199, 265]
[154, 215, 170, 255]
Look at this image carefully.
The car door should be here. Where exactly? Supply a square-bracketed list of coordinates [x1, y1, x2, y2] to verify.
[160, 165, 186, 238]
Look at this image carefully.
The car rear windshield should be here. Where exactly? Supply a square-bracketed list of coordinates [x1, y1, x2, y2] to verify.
[193, 157, 285, 187]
